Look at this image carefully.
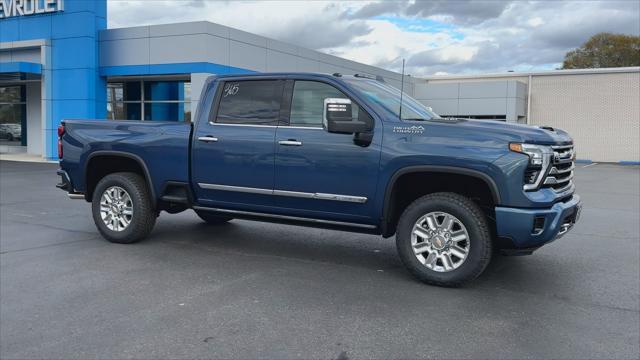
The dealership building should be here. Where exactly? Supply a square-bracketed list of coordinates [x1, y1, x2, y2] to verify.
[414, 67, 640, 163]
[1, 0, 638, 163]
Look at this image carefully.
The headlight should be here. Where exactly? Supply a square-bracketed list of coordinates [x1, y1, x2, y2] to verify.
[509, 143, 552, 190]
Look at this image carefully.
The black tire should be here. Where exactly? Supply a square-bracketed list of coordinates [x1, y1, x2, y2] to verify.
[194, 210, 233, 225]
[6, 134, 13, 141]
[91, 172, 156, 244]
[396, 192, 492, 287]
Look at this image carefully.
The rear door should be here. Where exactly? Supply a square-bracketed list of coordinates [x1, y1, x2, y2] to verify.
[192, 79, 284, 210]
[273, 80, 382, 223]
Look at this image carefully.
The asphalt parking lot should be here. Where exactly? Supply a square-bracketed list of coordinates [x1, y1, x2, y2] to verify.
[1, 160, 638, 359]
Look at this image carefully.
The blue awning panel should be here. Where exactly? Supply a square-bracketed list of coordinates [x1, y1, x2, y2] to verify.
[99, 62, 255, 77]
[0, 62, 42, 74]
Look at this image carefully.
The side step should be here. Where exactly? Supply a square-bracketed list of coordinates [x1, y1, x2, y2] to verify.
[159, 194, 190, 205]
[159, 182, 192, 205]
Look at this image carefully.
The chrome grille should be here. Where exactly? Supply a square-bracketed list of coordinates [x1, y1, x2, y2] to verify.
[543, 145, 574, 192]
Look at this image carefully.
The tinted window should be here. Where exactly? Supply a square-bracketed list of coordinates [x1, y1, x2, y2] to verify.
[125, 103, 141, 120]
[216, 80, 284, 125]
[0, 86, 23, 103]
[289, 81, 358, 127]
[124, 82, 141, 101]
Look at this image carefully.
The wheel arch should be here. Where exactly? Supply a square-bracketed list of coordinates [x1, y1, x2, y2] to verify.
[381, 165, 501, 237]
[84, 151, 156, 205]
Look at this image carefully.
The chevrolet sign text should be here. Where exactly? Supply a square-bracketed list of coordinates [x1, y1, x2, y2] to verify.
[0, 0, 64, 19]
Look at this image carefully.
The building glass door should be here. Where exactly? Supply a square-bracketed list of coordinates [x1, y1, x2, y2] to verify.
[0, 86, 26, 147]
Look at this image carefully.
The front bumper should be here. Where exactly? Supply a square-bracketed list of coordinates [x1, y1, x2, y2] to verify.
[495, 195, 581, 250]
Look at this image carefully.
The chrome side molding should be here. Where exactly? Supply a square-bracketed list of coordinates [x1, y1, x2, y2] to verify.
[272, 189, 367, 203]
[197, 183, 367, 203]
[193, 206, 377, 229]
[198, 183, 272, 195]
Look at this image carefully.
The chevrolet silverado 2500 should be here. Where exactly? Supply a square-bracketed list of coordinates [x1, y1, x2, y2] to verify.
[57, 73, 581, 286]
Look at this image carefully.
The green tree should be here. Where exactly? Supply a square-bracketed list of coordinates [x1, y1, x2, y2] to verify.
[562, 32, 640, 69]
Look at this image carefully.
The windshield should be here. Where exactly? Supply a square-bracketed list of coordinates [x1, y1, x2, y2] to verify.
[344, 78, 441, 121]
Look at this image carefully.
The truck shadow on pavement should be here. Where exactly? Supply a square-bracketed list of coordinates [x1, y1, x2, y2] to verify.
[141, 211, 563, 290]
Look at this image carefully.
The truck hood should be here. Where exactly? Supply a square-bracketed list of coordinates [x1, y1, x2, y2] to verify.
[430, 118, 573, 145]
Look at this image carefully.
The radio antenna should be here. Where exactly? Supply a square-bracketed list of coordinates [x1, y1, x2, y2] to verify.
[399, 58, 405, 121]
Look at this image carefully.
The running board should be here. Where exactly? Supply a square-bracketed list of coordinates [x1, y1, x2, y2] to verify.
[193, 206, 379, 233]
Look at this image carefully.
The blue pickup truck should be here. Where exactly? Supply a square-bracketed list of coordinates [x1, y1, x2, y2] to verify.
[57, 73, 581, 286]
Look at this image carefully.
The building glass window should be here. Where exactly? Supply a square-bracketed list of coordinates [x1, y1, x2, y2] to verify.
[107, 82, 144, 120]
[144, 102, 191, 122]
[0, 86, 26, 146]
[125, 82, 141, 101]
[107, 80, 191, 122]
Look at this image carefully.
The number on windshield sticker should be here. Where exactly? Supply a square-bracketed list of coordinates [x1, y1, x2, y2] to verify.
[223, 83, 239, 97]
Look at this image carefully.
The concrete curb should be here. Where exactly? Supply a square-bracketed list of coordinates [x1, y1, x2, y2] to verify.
[0, 154, 57, 164]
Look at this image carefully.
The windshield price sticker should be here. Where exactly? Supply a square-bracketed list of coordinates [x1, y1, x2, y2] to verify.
[223, 83, 239, 97]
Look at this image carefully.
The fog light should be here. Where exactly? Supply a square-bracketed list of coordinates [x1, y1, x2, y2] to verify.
[532, 216, 546, 235]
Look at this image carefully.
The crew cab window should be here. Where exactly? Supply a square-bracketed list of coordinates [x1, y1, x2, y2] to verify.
[215, 80, 284, 125]
[289, 81, 359, 127]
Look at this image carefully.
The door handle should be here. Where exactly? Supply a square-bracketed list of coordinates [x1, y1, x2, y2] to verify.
[278, 140, 303, 146]
[198, 136, 218, 143]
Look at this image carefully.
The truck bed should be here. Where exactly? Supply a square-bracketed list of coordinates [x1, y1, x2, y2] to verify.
[60, 120, 192, 197]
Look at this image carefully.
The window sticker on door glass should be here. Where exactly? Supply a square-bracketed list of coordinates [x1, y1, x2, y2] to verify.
[223, 83, 240, 97]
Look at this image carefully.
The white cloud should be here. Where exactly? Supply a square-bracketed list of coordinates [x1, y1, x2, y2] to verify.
[329, 20, 456, 69]
[107, 0, 640, 76]
[527, 17, 544, 27]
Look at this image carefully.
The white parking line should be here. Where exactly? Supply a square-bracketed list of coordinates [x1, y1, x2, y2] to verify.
[582, 163, 598, 168]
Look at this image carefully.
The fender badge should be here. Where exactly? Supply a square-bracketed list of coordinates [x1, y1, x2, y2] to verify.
[393, 125, 425, 134]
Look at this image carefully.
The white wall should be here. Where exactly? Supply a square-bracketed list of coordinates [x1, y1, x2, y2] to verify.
[529, 72, 640, 163]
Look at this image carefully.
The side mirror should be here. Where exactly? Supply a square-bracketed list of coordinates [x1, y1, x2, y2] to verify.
[323, 98, 370, 134]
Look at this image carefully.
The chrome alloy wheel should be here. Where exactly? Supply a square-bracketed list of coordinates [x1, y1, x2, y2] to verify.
[100, 186, 133, 232]
[411, 211, 470, 272]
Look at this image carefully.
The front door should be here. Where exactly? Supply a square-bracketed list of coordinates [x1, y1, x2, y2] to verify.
[192, 79, 284, 210]
[273, 80, 381, 224]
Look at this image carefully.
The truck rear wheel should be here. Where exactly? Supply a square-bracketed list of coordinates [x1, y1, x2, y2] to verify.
[396, 192, 492, 287]
[91, 172, 156, 244]
[194, 210, 233, 225]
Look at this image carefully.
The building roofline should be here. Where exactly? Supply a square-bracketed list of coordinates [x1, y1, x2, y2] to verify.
[103, 20, 407, 81]
[420, 67, 640, 80]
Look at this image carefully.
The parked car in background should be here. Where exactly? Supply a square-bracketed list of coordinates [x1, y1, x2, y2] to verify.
[56, 73, 581, 287]
[0, 124, 21, 141]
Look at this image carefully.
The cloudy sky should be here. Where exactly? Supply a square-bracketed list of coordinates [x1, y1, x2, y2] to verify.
[108, 0, 640, 76]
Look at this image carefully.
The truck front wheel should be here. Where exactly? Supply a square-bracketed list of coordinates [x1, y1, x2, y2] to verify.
[396, 192, 492, 287]
[91, 172, 156, 244]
